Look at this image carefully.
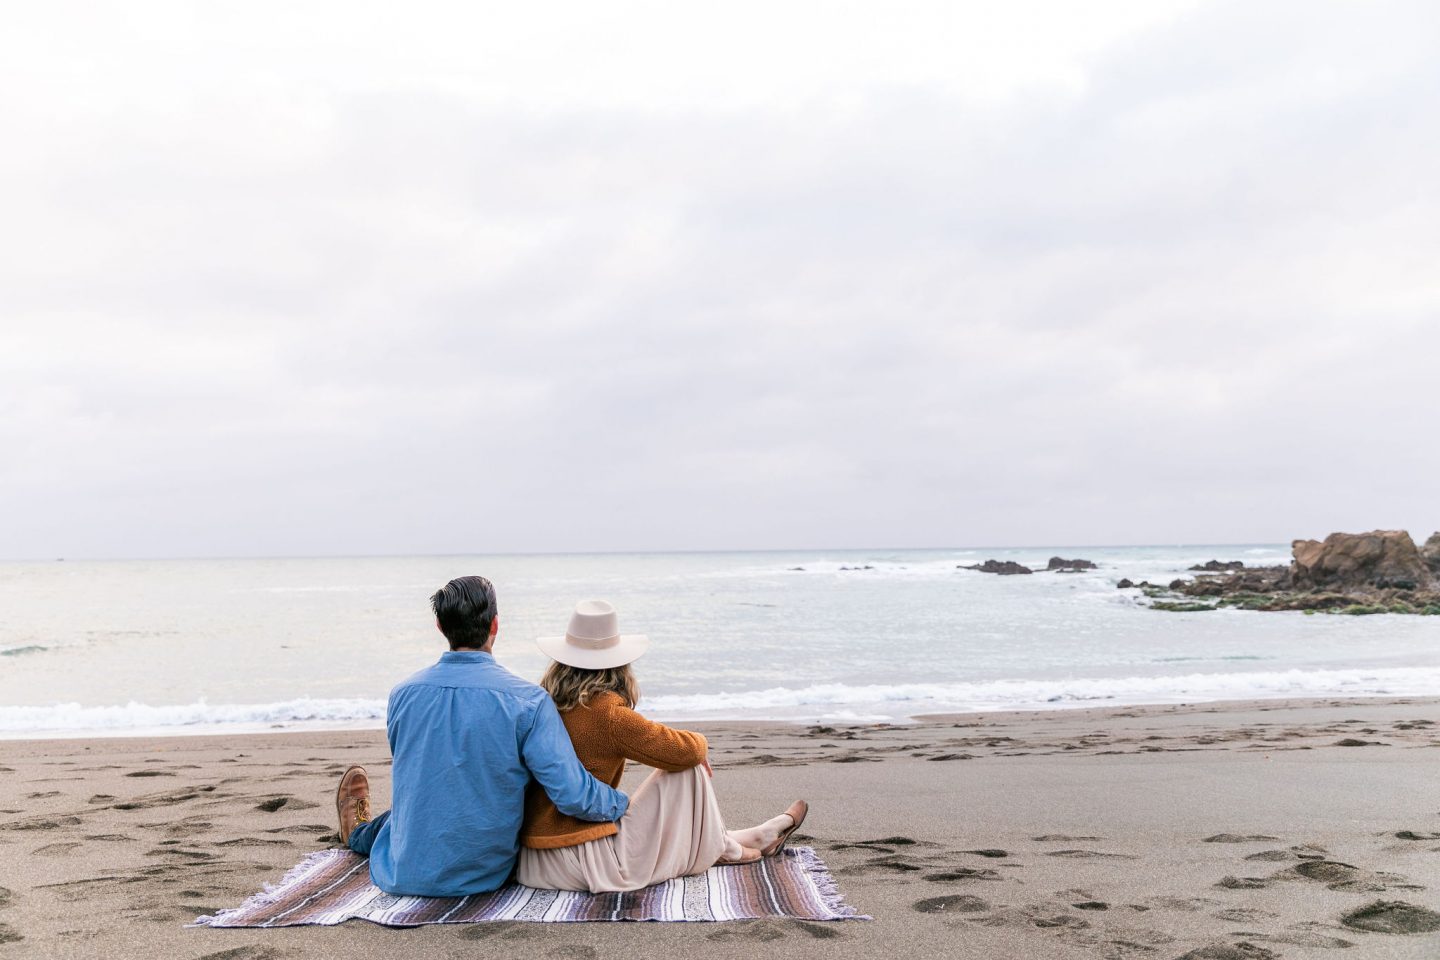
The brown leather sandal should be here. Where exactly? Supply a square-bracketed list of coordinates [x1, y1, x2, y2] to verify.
[717, 845, 763, 865]
[761, 800, 808, 857]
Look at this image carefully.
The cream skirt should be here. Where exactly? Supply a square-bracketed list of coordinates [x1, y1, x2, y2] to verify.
[517, 765, 729, 893]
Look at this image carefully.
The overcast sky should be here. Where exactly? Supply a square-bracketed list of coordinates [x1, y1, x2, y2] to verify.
[2, 1, 1438, 559]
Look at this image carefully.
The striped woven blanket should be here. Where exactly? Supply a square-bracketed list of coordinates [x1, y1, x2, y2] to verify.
[194, 847, 866, 926]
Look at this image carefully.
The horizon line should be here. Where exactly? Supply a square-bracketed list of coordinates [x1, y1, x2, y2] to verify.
[0, 541, 1299, 564]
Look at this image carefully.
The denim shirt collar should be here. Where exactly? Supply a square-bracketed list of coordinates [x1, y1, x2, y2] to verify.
[440, 650, 494, 664]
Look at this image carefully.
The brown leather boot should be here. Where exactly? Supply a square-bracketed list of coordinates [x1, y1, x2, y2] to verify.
[336, 765, 371, 845]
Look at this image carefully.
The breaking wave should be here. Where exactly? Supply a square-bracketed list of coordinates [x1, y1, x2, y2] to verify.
[0, 697, 386, 737]
[8, 667, 1436, 735]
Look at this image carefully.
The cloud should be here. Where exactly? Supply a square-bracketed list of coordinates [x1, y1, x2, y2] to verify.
[2, 1, 1438, 557]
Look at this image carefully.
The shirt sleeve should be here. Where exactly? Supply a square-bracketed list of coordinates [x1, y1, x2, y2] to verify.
[385, 687, 402, 756]
[520, 696, 630, 822]
[606, 704, 708, 771]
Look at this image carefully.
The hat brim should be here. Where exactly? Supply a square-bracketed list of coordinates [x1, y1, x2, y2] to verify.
[535, 633, 650, 670]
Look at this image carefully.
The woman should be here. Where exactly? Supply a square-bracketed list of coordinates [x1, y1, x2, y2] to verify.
[518, 599, 806, 893]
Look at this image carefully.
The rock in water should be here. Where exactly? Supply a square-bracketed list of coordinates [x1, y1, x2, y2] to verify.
[1290, 530, 1431, 591]
[960, 560, 1034, 575]
[1047, 557, 1097, 571]
[1188, 560, 1244, 571]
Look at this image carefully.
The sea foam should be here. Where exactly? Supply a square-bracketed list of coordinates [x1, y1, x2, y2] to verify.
[3, 666, 1437, 736]
[0, 697, 386, 737]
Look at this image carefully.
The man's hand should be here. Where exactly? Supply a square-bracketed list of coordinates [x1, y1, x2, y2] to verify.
[701, 758, 713, 778]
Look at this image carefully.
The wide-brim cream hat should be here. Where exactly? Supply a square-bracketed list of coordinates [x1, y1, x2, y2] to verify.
[536, 599, 650, 670]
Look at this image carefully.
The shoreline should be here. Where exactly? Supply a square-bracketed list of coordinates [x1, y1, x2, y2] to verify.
[4, 695, 1440, 957]
[5, 691, 1440, 743]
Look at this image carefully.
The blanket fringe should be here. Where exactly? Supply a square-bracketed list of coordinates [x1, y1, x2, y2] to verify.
[792, 846, 872, 920]
[191, 848, 348, 927]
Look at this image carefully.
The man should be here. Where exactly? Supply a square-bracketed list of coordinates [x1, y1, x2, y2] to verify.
[335, 575, 629, 896]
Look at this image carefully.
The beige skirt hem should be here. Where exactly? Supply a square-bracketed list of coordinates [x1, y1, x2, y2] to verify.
[517, 765, 728, 893]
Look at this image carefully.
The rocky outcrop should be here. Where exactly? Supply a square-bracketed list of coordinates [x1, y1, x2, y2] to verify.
[1423, 532, 1440, 577]
[1189, 560, 1244, 572]
[1291, 530, 1430, 591]
[961, 560, 1033, 575]
[1047, 557, 1097, 571]
[1160, 531, 1440, 615]
[1181, 566, 1289, 596]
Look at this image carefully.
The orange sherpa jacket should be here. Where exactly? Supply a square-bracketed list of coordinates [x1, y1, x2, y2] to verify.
[521, 691, 708, 849]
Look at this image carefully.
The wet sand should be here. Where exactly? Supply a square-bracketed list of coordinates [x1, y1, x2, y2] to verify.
[3, 696, 1440, 959]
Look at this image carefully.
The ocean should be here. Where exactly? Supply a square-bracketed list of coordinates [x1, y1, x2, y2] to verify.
[2, 546, 1438, 738]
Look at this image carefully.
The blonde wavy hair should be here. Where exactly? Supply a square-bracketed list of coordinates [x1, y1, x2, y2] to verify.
[540, 662, 640, 712]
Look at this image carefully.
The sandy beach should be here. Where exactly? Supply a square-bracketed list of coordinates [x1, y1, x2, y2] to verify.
[3, 696, 1440, 959]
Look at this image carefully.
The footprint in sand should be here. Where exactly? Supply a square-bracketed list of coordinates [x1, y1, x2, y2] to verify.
[31, 842, 82, 857]
[1339, 900, 1440, 934]
[1211, 908, 1279, 922]
[263, 823, 332, 834]
[1202, 834, 1279, 843]
[1216, 876, 1271, 890]
[0, 924, 22, 945]
[1045, 849, 1139, 860]
[1235, 927, 1355, 949]
[194, 947, 283, 960]
[546, 947, 598, 960]
[125, 770, 177, 778]
[145, 847, 218, 861]
[254, 796, 319, 812]
[1145, 896, 1221, 912]
[983, 906, 1091, 931]
[1031, 834, 1104, 842]
[792, 920, 848, 939]
[454, 921, 527, 940]
[1289, 860, 1360, 882]
[1395, 830, 1440, 841]
[913, 894, 990, 914]
[0, 815, 81, 832]
[924, 867, 1001, 882]
[705, 919, 790, 941]
[1174, 943, 1278, 960]
[140, 815, 214, 837]
[839, 855, 926, 875]
[1243, 850, 1298, 862]
[1283, 860, 1414, 893]
[112, 788, 202, 811]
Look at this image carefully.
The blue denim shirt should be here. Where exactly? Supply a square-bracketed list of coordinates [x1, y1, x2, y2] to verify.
[365, 651, 629, 896]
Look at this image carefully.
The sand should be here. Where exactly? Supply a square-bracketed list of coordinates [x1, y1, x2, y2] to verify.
[3, 696, 1440, 959]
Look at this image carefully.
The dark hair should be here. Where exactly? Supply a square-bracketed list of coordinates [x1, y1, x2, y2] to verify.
[430, 576, 498, 650]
